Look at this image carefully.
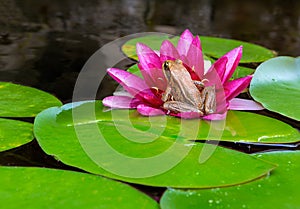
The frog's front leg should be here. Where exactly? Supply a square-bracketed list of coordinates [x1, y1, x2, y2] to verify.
[161, 85, 173, 102]
[163, 101, 204, 115]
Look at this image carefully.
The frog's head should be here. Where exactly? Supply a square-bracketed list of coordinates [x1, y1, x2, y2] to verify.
[162, 59, 183, 81]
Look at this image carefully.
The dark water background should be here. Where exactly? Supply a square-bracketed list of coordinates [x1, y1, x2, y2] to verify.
[0, 0, 299, 200]
[1, 0, 299, 101]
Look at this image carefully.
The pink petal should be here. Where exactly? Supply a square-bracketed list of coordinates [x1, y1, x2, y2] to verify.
[186, 36, 204, 78]
[136, 43, 162, 69]
[136, 89, 163, 107]
[228, 98, 264, 110]
[107, 68, 148, 93]
[107, 68, 160, 105]
[137, 104, 165, 116]
[224, 75, 252, 101]
[136, 43, 166, 90]
[172, 111, 203, 119]
[102, 96, 141, 108]
[160, 40, 180, 63]
[217, 46, 243, 84]
[177, 29, 194, 56]
[203, 112, 227, 120]
[208, 56, 228, 81]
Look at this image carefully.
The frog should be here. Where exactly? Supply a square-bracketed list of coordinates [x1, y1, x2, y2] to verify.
[161, 59, 216, 116]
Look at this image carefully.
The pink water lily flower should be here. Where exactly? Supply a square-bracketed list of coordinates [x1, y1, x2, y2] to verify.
[103, 29, 263, 120]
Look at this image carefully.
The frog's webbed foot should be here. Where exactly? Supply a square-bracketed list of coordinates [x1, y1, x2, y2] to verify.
[163, 101, 204, 115]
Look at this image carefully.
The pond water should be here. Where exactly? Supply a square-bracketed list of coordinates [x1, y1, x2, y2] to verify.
[1, 0, 300, 102]
[0, 0, 299, 201]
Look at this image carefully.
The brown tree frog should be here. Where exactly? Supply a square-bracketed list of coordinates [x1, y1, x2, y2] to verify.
[161, 59, 216, 115]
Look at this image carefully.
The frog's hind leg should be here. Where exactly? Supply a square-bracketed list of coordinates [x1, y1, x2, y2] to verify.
[201, 86, 216, 114]
[163, 101, 204, 115]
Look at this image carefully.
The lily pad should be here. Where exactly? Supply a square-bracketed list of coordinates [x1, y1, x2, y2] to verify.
[0, 118, 33, 152]
[0, 82, 62, 117]
[232, 66, 255, 80]
[121, 34, 174, 60]
[250, 56, 300, 121]
[160, 151, 300, 209]
[127, 64, 142, 77]
[0, 166, 159, 209]
[122, 35, 275, 63]
[200, 36, 276, 63]
[34, 101, 275, 188]
[209, 111, 300, 143]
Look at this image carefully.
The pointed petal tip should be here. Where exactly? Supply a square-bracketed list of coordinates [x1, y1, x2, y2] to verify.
[161, 39, 172, 46]
[136, 42, 151, 54]
[181, 29, 193, 37]
[136, 42, 147, 48]
[102, 96, 140, 109]
[216, 45, 243, 83]
[160, 40, 179, 61]
[106, 67, 122, 75]
[237, 45, 243, 54]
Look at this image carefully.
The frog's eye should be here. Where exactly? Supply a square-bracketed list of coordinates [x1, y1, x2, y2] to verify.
[163, 61, 170, 70]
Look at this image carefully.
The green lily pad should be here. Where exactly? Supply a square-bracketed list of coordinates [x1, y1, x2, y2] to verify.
[0, 118, 33, 152]
[127, 64, 142, 77]
[122, 35, 275, 63]
[160, 151, 300, 209]
[122, 34, 175, 60]
[209, 111, 300, 143]
[34, 101, 275, 188]
[0, 166, 159, 209]
[200, 36, 276, 63]
[250, 56, 300, 121]
[0, 82, 62, 117]
[232, 66, 255, 80]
